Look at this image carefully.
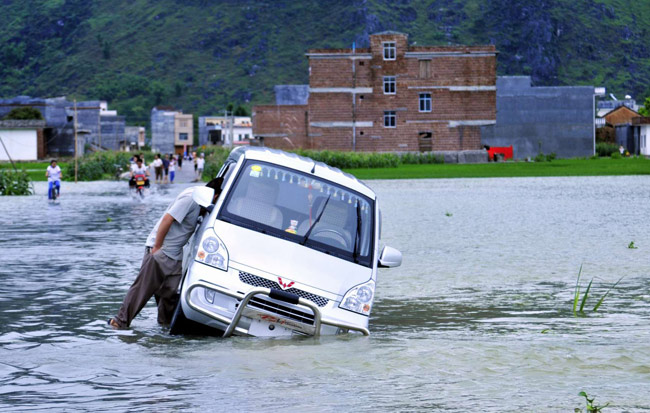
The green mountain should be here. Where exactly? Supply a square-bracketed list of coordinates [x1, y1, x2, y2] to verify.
[1, 0, 649, 125]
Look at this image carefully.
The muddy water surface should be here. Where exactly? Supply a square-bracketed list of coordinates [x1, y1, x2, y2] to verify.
[1, 177, 649, 412]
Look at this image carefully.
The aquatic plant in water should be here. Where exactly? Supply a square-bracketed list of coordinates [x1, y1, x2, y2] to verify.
[575, 391, 609, 412]
[572, 265, 624, 317]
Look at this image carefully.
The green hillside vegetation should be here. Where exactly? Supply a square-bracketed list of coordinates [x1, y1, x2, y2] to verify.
[1, 0, 649, 126]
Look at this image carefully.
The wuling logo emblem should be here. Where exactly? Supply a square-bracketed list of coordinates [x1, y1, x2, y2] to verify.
[277, 277, 295, 290]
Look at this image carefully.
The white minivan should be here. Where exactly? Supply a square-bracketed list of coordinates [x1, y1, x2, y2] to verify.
[171, 147, 402, 337]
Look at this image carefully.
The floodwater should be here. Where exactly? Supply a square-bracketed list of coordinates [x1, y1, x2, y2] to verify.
[1, 177, 649, 412]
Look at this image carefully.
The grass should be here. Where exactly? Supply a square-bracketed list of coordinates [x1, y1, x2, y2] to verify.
[344, 157, 650, 180]
[573, 264, 625, 317]
[6, 155, 650, 182]
[0, 161, 50, 181]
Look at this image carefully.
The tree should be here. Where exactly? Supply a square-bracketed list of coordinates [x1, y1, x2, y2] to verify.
[3, 107, 44, 120]
[233, 105, 249, 116]
[639, 97, 650, 116]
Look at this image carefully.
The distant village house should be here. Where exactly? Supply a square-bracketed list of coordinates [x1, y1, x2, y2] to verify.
[253, 31, 497, 153]
[199, 116, 253, 147]
[151, 107, 193, 155]
[0, 96, 128, 157]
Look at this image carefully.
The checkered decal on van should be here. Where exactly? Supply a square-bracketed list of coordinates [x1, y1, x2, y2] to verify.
[238, 271, 329, 307]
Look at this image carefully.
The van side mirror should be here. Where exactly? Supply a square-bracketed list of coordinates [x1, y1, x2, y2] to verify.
[378, 246, 402, 268]
[192, 186, 215, 208]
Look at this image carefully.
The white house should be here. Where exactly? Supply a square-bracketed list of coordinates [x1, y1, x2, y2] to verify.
[0, 120, 46, 161]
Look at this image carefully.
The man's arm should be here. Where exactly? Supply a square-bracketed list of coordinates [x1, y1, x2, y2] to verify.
[152, 213, 175, 254]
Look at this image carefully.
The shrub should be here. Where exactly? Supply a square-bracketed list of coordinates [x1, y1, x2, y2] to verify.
[596, 142, 619, 157]
[0, 169, 33, 195]
[610, 151, 622, 159]
[3, 107, 43, 120]
[201, 146, 232, 181]
[292, 149, 400, 169]
[400, 152, 444, 165]
[66, 151, 136, 181]
[199, 147, 448, 181]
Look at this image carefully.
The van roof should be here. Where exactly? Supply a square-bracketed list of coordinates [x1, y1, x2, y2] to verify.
[226, 146, 376, 199]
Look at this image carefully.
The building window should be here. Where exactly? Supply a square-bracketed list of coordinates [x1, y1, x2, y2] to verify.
[383, 42, 396, 60]
[180, 120, 188, 128]
[384, 111, 396, 128]
[179, 133, 189, 141]
[419, 93, 432, 112]
[419, 60, 431, 79]
[383, 76, 396, 94]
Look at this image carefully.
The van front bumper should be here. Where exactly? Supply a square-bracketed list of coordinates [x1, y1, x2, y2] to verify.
[185, 280, 370, 337]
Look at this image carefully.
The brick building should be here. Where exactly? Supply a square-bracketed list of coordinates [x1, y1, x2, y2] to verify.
[253, 31, 497, 152]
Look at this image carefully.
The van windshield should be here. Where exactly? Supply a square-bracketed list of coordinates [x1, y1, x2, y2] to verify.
[218, 160, 374, 267]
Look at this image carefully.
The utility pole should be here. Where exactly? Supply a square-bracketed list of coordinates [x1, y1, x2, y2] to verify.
[74, 99, 78, 183]
[352, 41, 357, 152]
[222, 109, 234, 149]
[97, 107, 102, 149]
[229, 111, 234, 149]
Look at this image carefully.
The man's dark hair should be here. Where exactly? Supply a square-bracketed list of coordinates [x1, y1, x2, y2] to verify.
[50, 159, 57, 165]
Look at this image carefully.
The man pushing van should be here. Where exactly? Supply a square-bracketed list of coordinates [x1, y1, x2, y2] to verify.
[109, 178, 223, 329]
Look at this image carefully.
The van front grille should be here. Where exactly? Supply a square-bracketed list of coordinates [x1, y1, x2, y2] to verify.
[248, 297, 315, 326]
[238, 271, 329, 307]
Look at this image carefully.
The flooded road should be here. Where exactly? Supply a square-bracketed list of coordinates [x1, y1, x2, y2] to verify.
[1, 177, 649, 412]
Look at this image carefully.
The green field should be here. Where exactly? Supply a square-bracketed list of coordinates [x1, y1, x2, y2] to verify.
[344, 157, 650, 180]
[0, 162, 51, 181]
[4, 157, 650, 182]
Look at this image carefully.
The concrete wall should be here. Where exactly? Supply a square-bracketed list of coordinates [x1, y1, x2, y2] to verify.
[274, 85, 310, 105]
[483, 76, 595, 159]
[615, 125, 637, 154]
[125, 126, 145, 148]
[99, 115, 126, 150]
[151, 109, 176, 154]
[0, 129, 37, 161]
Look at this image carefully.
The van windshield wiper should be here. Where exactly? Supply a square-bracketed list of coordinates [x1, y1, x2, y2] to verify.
[301, 195, 331, 245]
[353, 201, 361, 262]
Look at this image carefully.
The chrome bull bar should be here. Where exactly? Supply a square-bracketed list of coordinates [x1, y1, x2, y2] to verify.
[185, 280, 370, 337]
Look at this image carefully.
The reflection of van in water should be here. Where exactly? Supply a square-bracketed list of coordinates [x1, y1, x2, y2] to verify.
[172, 147, 402, 337]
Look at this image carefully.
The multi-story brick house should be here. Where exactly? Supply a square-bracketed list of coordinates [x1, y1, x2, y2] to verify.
[253, 31, 497, 152]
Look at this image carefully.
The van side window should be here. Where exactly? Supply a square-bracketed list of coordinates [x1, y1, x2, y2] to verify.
[219, 161, 235, 189]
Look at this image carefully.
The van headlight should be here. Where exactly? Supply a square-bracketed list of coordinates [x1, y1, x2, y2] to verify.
[339, 280, 375, 316]
[195, 230, 229, 271]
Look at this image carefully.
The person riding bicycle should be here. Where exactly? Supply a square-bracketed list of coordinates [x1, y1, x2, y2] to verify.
[129, 158, 150, 188]
[46, 159, 62, 200]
